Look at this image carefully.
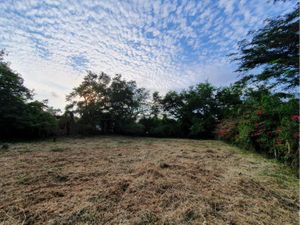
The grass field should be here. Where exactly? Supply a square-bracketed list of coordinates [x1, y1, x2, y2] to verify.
[0, 136, 299, 225]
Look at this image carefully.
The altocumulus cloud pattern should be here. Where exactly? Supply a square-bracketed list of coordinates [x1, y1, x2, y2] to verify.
[0, 0, 295, 108]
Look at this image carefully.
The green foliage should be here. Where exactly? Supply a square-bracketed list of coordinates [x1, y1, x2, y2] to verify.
[216, 84, 243, 119]
[189, 119, 205, 137]
[150, 91, 162, 118]
[276, 116, 299, 167]
[0, 51, 57, 139]
[236, 120, 254, 150]
[139, 116, 182, 137]
[58, 111, 76, 135]
[182, 83, 218, 138]
[160, 82, 220, 138]
[149, 123, 182, 137]
[216, 88, 299, 167]
[120, 123, 145, 136]
[139, 117, 161, 134]
[67, 71, 148, 134]
[161, 91, 184, 119]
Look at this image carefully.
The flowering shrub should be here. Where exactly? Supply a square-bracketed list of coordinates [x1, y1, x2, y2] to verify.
[291, 115, 300, 121]
[275, 116, 299, 167]
[215, 119, 238, 142]
[216, 94, 299, 168]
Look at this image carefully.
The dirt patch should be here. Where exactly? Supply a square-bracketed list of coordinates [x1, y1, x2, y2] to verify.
[0, 136, 298, 225]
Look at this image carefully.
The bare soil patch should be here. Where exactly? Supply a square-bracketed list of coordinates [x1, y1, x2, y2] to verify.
[0, 136, 298, 225]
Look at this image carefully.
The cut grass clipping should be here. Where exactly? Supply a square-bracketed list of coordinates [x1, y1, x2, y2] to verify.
[0, 136, 298, 225]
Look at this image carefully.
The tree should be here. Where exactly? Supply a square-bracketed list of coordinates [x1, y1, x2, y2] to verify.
[182, 83, 218, 137]
[161, 91, 184, 119]
[150, 91, 162, 118]
[66, 71, 111, 133]
[233, 5, 299, 90]
[108, 74, 148, 132]
[67, 72, 148, 134]
[58, 110, 75, 136]
[161, 83, 219, 138]
[0, 51, 57, 139]
[216, 84, 242, 119]
[22, 100, 58, 138]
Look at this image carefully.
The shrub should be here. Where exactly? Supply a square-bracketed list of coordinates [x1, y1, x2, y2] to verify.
[274, 116, 299, 167]
[121, 123, 145, 136]
[236, 120, 254, 150]
[77, 123, 99, 135]
[189, 121, 205, 137]
[216, 93, 299, 168]
[215, 119, 238, 142]
[149, 123, 181, 137]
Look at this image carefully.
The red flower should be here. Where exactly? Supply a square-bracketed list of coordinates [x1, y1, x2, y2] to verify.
[256, 110, 263, 116]
[293, 132, 299, 140]
[291, 115, 300, 121]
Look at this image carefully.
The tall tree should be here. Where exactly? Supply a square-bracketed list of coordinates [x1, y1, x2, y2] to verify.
[67, 72, 148, 134]
[233, 5, 299, 90]
[216, 84, 243, 119]
[0, 51, 57, 139]
[67, 71, 111, 129]
[150, 91, 162, 118]
[183, 83, 218, 137]
[161, 91, 184, 119]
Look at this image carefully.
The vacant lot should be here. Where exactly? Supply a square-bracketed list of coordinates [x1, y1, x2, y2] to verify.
[0, 137, 298, 225]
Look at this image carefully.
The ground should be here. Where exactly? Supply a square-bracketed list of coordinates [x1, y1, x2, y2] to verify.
[0, 136, 298, 225]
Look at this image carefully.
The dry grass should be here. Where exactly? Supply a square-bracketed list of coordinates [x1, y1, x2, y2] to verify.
[0, 136, 298, 225]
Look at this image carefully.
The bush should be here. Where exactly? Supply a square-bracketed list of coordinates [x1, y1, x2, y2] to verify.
[215, 119, 238, 142]
[274, 116, 299, 167]
[121, 123, 145, 136]
[232, 120, 253, 150]
[189, 117, 216, 138]
[189, 119, 205, 137]
[77, 123, 99, 135]
[216, 93, 299, 168]
[149, 123, 181, 137]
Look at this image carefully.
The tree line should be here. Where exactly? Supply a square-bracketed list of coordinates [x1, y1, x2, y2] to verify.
[0, 5, 298, 167]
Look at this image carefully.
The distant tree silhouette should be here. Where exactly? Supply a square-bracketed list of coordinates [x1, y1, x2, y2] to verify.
[67, 71, 148, 134]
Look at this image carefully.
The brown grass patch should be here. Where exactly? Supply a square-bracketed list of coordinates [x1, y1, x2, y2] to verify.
[0, 136, 298, 224]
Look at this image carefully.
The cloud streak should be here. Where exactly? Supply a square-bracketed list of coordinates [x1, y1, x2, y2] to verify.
[0, 0, 296, 108]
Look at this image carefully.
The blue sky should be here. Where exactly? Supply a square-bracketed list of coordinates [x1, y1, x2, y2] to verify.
[0, 0, 296, 109]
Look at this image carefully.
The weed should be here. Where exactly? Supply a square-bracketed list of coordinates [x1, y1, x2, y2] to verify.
[136, 212, 159, 225]
[54, 174, 69, 183]
[17, 175, 32, 185]
[182, 209, 199, 222]
[50, 147, 66, 152]
[64, 208, 98, 225]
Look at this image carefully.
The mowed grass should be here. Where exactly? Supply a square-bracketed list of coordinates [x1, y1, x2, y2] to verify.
[0, 136, 298, 225]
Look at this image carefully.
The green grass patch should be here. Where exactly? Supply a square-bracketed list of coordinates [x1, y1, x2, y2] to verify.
[50, 147, 66, 152]
[17, 175, 32, 185]
[260, 163, 299, 189]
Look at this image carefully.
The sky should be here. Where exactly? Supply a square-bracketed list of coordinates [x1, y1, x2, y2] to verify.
[0, 0, 296, 109]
